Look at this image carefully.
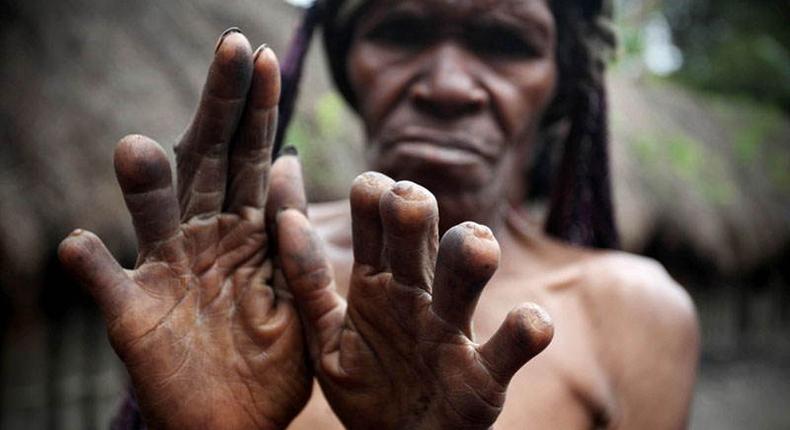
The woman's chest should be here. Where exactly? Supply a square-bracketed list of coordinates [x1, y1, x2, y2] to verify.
[473, 278, 619, 429]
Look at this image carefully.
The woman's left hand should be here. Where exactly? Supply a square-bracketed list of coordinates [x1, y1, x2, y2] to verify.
[277, 171, 554, 429]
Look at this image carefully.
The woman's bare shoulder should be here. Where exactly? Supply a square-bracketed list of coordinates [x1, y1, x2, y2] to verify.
[579, 251, 696, 323]
[506, 213, 697, 355]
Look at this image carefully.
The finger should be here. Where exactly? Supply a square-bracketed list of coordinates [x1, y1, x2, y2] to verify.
[58, 230, 135, 322]
[350, 171, 394, 270]
[114, 135, 180, 254]
[225, 45, 280, 213]
[431, 222, 499, 337]
[265, 149, 307, 226]
[479, 303, 554, 385]
[277, 209, 345, 350]
[380, 181, 439, 290]
[176, 28, 253, 220]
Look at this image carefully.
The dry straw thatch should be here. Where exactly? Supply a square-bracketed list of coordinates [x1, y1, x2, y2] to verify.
[0, 0, 787, 312]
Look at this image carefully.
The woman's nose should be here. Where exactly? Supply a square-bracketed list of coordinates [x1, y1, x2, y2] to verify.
[410, 45, 488, 119]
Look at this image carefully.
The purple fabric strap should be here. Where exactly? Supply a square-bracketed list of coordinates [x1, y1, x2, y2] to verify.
[274, 3, 325, 156]
[110, 385, 146, 430]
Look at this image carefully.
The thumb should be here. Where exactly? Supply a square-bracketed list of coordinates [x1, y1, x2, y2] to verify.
[277, 209, 345, 355]
[58, 229, 134, 322]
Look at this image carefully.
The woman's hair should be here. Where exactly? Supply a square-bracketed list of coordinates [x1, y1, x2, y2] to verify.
[541, 1, 619, 249]
[276, 0, 619, 249]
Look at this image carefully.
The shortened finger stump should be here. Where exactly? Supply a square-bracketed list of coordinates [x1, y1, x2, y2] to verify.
[479, 303, 554, 384]
[380, 181, 439, 289]
[431, 222, 500, 336]
[350, 172, 394, 268]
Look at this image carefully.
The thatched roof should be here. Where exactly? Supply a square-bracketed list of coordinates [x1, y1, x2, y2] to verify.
[610, 73, 790, 276]
[0, 0, 787, 308]
[0, 0, 307, 302]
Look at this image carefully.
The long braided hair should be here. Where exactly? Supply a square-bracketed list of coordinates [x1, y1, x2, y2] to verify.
[541, 0, 619, 249]
[275, 0, 619, 249]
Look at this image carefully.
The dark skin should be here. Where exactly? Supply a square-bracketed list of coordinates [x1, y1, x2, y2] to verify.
[59, 34, 313, 429]
[59, 10, 553, 430]
[294, 0, 698, 428]
[351, 0, 557, 232]
[60, 0, 699, 428]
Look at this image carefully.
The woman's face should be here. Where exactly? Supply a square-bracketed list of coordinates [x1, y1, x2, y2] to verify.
[347, 0, 557, 215]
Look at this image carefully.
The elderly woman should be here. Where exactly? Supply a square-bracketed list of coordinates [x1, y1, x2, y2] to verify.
[58, 0, 699, 428]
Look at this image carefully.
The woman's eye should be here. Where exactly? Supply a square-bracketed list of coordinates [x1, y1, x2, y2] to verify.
[364, 16, 434, 48]
[465, 26, 541, 59]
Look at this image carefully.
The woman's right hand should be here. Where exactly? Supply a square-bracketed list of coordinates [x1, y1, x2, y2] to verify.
[58, 30, 311, 430]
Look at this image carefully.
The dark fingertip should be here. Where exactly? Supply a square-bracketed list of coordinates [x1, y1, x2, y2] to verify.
[215, 27, 243, 53]
[214, 30, 253, 68]
[510, 303, 554, 353]
[439, 223, 500, 283]
[114, 135, 172, 194]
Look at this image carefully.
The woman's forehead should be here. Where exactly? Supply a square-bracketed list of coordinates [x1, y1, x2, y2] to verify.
[356, 0, 554, 30]
[358, 0, 551, 19]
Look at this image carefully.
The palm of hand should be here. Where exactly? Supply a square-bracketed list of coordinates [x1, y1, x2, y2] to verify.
[114, 212, 306, 429]
[334, 271, 510, 429]
[59, 32, 311, 430]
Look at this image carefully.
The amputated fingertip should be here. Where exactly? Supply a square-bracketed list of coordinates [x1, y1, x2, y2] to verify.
[508, 303, 554, 355]
[380, 180, 438, 234]
[439, 222, 500, 282]
[350, 171, 394, 216]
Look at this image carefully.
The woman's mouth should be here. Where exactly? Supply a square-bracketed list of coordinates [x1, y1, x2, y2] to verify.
[381, 127, 499, 167]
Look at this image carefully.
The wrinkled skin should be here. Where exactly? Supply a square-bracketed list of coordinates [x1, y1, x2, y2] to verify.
[58, 27, 552, 430]
[59, 32, 312, 429]
[349, 0, 557, 232]
[277, 173, 553, 429]
[278, 3, 560, 425]
[60, 0, 701, 426]
[291, 0, 699, 429]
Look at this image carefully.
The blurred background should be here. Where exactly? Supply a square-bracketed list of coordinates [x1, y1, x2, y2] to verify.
[0, 0, 787, 428]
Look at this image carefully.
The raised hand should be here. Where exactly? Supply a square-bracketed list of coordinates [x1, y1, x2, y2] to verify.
[58, 30, 311, 429]
[277, 172, 554, 429]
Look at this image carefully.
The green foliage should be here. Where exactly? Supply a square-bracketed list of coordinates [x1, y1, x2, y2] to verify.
[631, 130, 737, 206]
[664, 0, 790, 110]
[315, 92, 345, 140]
[706, 95, 789, 193]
